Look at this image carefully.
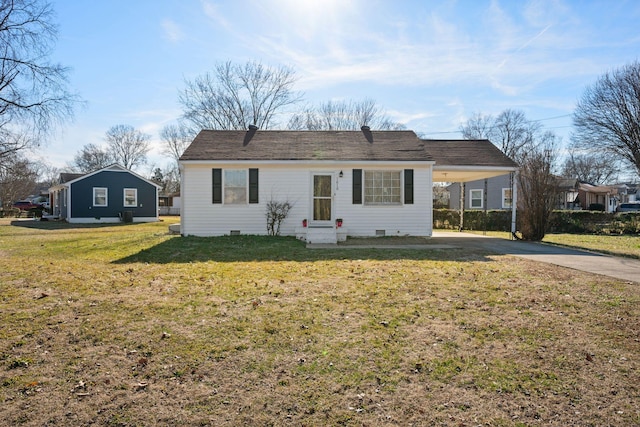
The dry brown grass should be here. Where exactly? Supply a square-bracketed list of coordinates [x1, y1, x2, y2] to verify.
[0, 218, 638, 426]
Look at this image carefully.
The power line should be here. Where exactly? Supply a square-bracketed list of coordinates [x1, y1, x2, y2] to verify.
[421, 114, 574, 136]
[531, 114, 572, 122]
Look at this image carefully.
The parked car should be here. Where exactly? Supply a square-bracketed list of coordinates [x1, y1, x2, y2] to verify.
[618, 202, 640, 212]
[12, 201, 41, 211]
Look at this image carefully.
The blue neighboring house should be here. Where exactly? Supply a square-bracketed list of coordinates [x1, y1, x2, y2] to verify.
[48, 164, 160, 223]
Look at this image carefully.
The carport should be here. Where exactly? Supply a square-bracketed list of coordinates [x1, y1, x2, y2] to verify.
[424, 139, 519, 234]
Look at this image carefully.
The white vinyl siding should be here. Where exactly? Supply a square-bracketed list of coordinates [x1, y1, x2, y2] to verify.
[93, 187, 107, 207]
[180, 162, 433, 237]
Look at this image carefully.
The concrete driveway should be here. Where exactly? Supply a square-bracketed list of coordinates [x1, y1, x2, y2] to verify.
[310, 232, 640, 284]
[430, 231, 640, 284]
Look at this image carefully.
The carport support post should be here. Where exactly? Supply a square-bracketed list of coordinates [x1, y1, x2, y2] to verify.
[511, 171, 518, 238]
[459, 182, 465, 231]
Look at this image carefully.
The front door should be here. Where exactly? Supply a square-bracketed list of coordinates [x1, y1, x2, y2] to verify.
[312, 173, 332, 225]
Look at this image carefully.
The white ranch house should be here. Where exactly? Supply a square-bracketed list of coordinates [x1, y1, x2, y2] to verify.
[178, 127, 517, 243]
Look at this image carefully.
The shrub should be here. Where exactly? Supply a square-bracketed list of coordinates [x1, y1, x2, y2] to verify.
[434, 209, 640, 234]
[265, 200, 293, 236]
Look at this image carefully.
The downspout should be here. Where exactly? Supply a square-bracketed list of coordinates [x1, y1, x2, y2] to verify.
[511, 171, 518, 239]
[459, 182, 465, 231]
[483, 178, 488, 235]
[179, 162, 185, 236]
[66, 185, 72, 221]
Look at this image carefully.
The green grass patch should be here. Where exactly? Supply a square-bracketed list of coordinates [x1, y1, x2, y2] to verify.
[0, 218, 638, 426]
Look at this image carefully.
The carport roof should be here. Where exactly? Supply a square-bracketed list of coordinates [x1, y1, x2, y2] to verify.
[425, 139, 518, 182]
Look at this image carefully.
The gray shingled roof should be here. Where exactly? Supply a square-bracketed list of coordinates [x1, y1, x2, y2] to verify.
[180, 129, 432, 162]
[423, 139, 518, 168]
[179, 129, 517, 168]
[59, 172, 85, 183]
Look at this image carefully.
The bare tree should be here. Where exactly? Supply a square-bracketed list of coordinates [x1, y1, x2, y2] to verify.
[0, 155, 39, 207]
[179, 61, 301, 131]
[161, 164, 180, 193]
[517, 134, 560, 241]
[461, 109, 560, 241]
[573, 60, 640, 178]
[561, 149, 619, 184]
[459, 112, 494, 140]
[160, 122, 193, 163]
[0, 130, 34, 170]
[33, 160, 61, 188]
[287, 99, 405, 130]
[68, 143, 114, 173]
[105, 125, 150, 170]
[460, 109, 539, 163]
[0, 0, 78, 169]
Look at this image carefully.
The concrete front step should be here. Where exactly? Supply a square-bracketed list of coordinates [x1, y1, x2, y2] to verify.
[305, 226, 337, 244]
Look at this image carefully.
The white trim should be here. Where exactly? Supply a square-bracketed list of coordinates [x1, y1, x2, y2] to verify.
[67, 216, 159, 224]
[223, 169, 248, 205]
[309, 171, 334, 225]
[123, 188, 138, 207]
[511, 171, 518, 235]
[470, 189, 483, 209]
[63, 164, 161, 189]
[93, 187, 108, 207]
[181, 159, 434, 167]
[433, 166, 518, 183]
[501, 187, 513, 209]
[363, 169, 402, 206]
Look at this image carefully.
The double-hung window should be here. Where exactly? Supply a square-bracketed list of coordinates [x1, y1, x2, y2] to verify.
[212, 168, 259, 204]
[470, 189, 483, 209]
[224, 169, 248, 204]
[124, 188, 137, 207]
[502, 188, 513, 209]
[363, 171, 401, 205]
[93, 188, 108, 207]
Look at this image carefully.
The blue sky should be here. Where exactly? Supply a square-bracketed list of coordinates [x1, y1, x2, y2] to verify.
[44, 0, 640, 173]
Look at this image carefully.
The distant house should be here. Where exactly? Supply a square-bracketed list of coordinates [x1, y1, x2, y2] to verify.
[159, 192, 181, 215]
[618, 182, 640, 203]
[178, 128, 517, 242]
[49, 164, 160, 223]
[576, 181, 620, 212]
[556, 178, 623, 212]
[447, 174, 514, 211]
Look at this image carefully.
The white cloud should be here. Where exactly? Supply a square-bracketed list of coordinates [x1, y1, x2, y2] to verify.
[161, 19, 184, 43]
[200, 0, 231, 30]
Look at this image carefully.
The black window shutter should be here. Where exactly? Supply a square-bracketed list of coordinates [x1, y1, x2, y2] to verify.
[249, 168, 259, 204]
[212, 168, 222, 204]
[353, 169, 362, 204]
[404, 169, 414, 204]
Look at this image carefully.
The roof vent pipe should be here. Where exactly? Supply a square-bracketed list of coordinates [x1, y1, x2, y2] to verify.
[361, 125, 370, 131]
[248, 124, 258, 131]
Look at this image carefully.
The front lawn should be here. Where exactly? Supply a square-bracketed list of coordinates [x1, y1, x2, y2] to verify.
[543, 233, 640, 259]
[1, 218, 638, 426]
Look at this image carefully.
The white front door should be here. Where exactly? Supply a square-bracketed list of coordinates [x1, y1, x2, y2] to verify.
[312, 173, 333, 225]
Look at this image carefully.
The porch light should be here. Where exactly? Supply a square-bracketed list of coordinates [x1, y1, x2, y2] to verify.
[339, 171, 343, 178]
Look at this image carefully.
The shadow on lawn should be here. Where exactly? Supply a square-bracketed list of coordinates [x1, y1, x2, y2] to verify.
[9, 219, 135, 231]
[114, 235, 494, 263]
